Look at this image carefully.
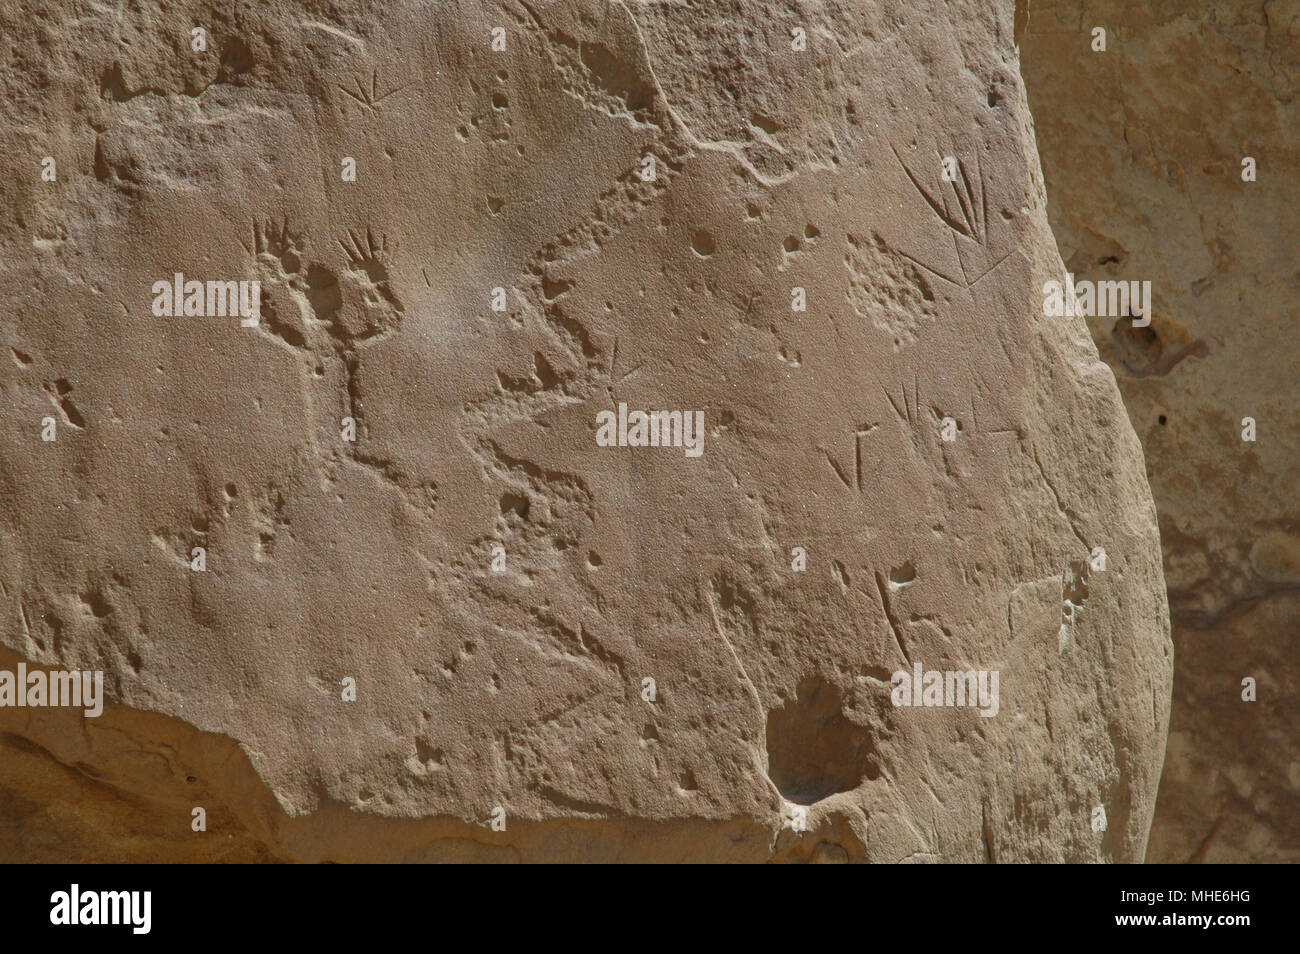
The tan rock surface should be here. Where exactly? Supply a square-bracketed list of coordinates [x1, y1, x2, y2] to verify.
[0, 0, 1170, 862]
[1020, 0, 1299, 862]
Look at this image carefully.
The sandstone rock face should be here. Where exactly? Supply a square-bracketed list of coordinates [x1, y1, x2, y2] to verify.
[1020, 1, 1299, 863]
[0, 0, 1170, 862]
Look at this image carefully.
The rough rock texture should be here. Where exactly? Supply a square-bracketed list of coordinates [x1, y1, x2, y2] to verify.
[0, 0, 1170, 862]
[1020, 1, 1299, 862]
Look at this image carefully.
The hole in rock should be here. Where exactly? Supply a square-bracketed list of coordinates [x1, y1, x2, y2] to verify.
[499, 492, 529, 520]
[1111, 319, 1161, 370]
[532, 352, 560, 389]
[83, 590, 111, 618]
[415, 739, 443, 767]
[1110, 313, 1209, 377]
[541, 276, 571, 300]
[219, 37, 255, 80]
[889, 561, 916, 585]
[1063, 561, 1089, 607]
[765, 676, 878, 804]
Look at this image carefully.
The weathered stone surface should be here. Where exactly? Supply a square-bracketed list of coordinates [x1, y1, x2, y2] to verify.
[0, 0, 1169, 862]
[1021, 0, 1299, 862]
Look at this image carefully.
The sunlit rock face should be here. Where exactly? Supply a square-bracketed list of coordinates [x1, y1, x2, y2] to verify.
[0, 0, 1169, 862]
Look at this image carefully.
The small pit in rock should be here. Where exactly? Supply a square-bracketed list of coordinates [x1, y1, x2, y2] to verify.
[765, 676, 878, 805]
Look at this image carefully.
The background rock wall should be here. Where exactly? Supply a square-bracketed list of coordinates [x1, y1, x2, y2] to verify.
[1020, 0, 1299, 862]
